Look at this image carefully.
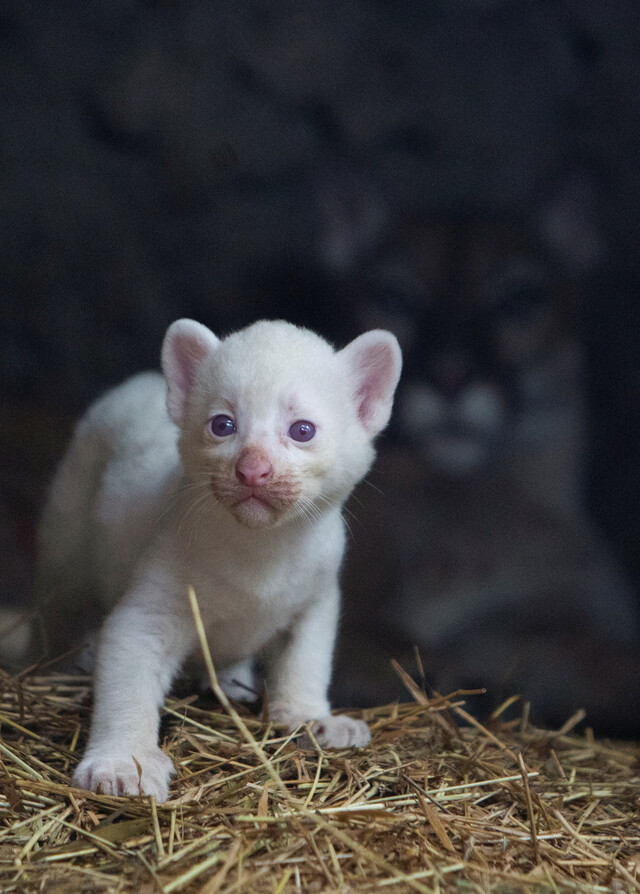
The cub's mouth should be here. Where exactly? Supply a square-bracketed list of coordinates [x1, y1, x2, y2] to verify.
[234, 491, 273, 508]
[210, 476, 302, 528]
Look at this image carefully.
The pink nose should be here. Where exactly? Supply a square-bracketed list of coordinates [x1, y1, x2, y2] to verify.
[235, 451, 273, 487]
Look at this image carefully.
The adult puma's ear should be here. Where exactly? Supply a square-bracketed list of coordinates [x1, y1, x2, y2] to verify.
[339, 330, 402, 435]
[161, 319, 219, 425]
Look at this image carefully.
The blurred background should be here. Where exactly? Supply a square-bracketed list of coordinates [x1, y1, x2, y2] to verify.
[1, 1, 639, 735]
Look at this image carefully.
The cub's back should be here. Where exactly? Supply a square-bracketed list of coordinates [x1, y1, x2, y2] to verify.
[36, 372, 181, 645]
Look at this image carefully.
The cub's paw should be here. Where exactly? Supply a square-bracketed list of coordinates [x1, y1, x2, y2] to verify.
[272, 708, 371, 749]
[72, 745, 175, 801]
[304, 715, 371, 749]
[215, 660, 259, 703]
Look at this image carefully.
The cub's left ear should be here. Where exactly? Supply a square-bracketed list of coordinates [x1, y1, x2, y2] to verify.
[339, 330, 402, 435]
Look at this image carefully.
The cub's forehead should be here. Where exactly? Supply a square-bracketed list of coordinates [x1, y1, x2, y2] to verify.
[199, 321, 342, 406]
[218, 322, 335, 380]
[223, 320, 334, 358]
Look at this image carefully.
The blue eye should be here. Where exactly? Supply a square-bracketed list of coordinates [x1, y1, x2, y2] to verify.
[288, 420, 316, 442]
[209, 414, 236, 437]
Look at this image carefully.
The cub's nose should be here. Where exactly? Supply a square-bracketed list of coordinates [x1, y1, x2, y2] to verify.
[235, 449, 274, 487]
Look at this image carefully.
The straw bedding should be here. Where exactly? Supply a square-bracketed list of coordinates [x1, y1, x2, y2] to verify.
[0, 653, 638, 894]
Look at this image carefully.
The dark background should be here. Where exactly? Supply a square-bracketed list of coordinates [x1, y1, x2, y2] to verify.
[1, 1, 639, 728]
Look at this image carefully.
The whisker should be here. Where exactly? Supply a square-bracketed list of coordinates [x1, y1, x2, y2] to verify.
[177, 490, 212, 546]
[360, 476, 385, 496]
[341, 503, 364, 528]
[312, 493, 362, 530]
[153, 474, 213, 528]
[185, 495, 213, 551]
[294, 496, 322, 534]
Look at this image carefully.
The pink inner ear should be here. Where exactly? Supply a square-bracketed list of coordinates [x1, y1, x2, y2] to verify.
[164, 325, 215, 425]
[171, 331, 210, 397]
[353, 341, 398, 431]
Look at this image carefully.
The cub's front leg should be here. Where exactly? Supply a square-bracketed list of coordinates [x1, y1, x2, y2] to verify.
[73, 591, 194, 802]
[266, 588, 371, 748]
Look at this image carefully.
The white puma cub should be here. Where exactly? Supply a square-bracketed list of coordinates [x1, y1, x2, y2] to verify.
[36, 319, 401, 801]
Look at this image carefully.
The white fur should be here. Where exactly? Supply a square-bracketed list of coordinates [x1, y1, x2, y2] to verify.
[37, 320, 401, 801]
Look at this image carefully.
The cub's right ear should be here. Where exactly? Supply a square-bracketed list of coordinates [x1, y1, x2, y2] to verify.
[161, 319, 219, 425]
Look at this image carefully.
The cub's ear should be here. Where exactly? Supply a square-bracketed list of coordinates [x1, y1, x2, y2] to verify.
[161, 319, 219, 425]
[339, 330, 402, 435]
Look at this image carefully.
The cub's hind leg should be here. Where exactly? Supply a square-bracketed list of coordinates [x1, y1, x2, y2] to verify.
[33, 418, 108, 667]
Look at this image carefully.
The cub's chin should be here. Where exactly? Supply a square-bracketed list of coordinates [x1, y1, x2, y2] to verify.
[230, 495, 283, 529]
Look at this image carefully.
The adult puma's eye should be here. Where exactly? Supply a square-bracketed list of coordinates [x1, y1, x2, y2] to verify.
[288, 420, 316, 442]
[208, 414, 236, 437]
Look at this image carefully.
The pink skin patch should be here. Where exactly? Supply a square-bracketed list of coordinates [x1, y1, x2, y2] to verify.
[353, 342, 397, 429]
